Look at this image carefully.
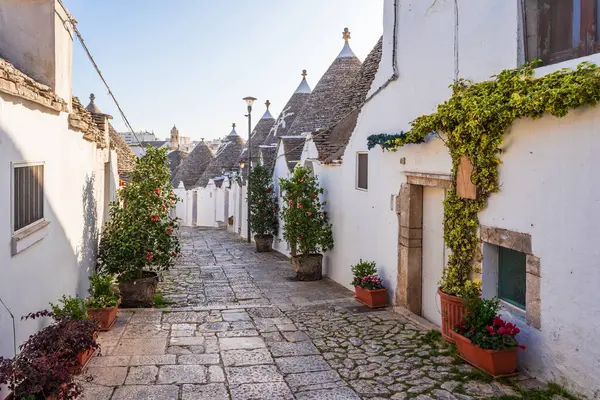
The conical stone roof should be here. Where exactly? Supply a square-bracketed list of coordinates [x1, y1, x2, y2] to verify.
[286, 28, 362, 137]
[240, 100, 276, 165]
[313, 36, 383, 163]
[195, 124, 247, 188]
[168, 149, 189, 178]
[172, 141, 214, 189]
[263, 70, 312, 145]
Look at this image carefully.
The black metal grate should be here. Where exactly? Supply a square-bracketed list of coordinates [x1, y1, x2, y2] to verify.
[14, 164, 44, 232]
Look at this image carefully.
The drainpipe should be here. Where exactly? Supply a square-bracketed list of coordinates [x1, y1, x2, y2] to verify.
[364, 0, 400, 104]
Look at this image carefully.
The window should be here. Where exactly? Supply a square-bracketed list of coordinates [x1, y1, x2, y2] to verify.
[525, 0, 600, 65]
[498, 246, 527, 309]
[356, 153, 368, 190]
[13, 163, 44, 232]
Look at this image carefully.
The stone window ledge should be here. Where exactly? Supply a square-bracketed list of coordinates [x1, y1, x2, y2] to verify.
[11, 220, 50, 256]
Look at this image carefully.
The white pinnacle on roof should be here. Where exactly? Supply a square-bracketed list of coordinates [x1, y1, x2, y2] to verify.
[294, 70, 312, 94]
[337, 27, 357, 58]
[261, 100, 275, 120]
[228, 123, 239, 136]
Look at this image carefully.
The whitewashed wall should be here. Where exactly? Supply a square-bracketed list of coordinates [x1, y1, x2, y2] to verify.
[272, 145, 292, 256]
[0, 96, 115, 374]
[295, 0, 600, 395]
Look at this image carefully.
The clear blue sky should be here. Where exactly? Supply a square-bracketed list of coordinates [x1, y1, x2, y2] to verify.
[63, 0, 383, 141]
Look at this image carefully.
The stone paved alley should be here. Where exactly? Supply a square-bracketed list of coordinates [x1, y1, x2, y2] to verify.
[80, 228, 548, 400]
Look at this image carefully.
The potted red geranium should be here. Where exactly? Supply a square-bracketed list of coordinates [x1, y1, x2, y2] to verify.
[451, 295, 526, 377]
[351, 260, 388, 308]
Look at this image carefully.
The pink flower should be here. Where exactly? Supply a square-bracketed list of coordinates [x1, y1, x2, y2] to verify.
[152, 215, 159, 222]
[518, 344, 527, 350]
[498, 327, 506, 335]
[297, 203, 303, 209]
[306, 212, 312, 216]
[296, 222, 300, 225]
[155, 188, 161, 195]
[288, 200, 294, 205]
[493, 317, 504, 327]
[146, 251, 153, 261]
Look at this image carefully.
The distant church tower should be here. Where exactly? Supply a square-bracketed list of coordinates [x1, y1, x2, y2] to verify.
[170, 125, 179, 150]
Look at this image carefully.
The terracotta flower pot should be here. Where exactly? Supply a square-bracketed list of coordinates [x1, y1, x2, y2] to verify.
[438, 288, 467, 343]
[254, 235, 274, 253]
[118, 271, 159, 308]
[71, 331, 98, 374]
[87, 304, 118, 331]
[355, 286, 388, 308]
[291, 254, 323, 281]
[450, 330, 518, 377]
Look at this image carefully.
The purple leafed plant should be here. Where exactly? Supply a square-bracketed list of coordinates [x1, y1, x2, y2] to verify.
[0, 310, 98, 400]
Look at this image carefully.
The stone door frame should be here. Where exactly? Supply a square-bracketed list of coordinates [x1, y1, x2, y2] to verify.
[395, 172, 453, 316]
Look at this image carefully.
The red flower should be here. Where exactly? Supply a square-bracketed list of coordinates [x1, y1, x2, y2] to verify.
[295, 221, 300, 225]
[498, 327, 506, 335]
[306, 212, 312, 216]
[299, 235, 303, 240]
[288, 200, 294, 205]
[485, 326, 494, 334]
[171, 251, 178, 257]
[264, 216, 268, 220]
[297, 203, 303, 209]
[162, 205, 166, 211]
[152, 215, 159, 222]
[505, 322, 514, 330]
[155, 188, 161, 195]
[146, 251, 153, 261]
[518, 344, 527, 350]
[513, 327, 520, 334]
[298, 178, 303, 182]
[312, 194, 317, 199]
[493, 317, 504, 327]
[272, 208, 276, 212]
[166, 227, 173, 234]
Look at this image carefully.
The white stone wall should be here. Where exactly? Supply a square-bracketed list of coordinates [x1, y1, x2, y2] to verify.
[295, 0, 600, 395]
[0, 94, 114, 373]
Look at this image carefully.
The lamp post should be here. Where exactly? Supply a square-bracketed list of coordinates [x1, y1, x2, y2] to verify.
[243, 96, 256, 243]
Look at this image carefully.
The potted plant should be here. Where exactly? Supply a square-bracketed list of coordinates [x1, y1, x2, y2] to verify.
[350, 260, 388, 308]
[248, 165, 278, 252]
[279, 166, 333, 281]
[98, 146, 180, 307]
[0, 309, 99, 399]
[86, 272, 120, 331]
[49, 296, 99, 370]
[438, 270, 481, 343]
[451, 295, 526, 377]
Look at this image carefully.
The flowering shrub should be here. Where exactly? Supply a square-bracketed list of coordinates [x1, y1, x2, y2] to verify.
[357, 275, 384, 290]
[0, 311, 99, 399]
[350, 259, 377, 286]
[279, 166, 333, 256]
[248, 165, 278, 237]
[455, 295, 525, 351]
[98, 146, 180, 281]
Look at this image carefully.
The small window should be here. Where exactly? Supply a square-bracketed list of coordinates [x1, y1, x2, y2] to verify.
[525, 0, 600, 65]
[498, 246, 527, 309]
[356, 153, 368, 190]
[13, 163, 44, 232]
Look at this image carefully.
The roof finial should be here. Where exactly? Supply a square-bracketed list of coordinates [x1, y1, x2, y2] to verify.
[201, 137, 205, 142]
[302, 69, 307, 79]
[232, 123, 236, 129]
[265, 100, 271, 109]
[89, 93, 96, 102]
[342, 27, 351, 43]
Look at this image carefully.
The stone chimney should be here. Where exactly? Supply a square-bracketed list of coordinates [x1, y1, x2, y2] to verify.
[0, 0, 74, 107]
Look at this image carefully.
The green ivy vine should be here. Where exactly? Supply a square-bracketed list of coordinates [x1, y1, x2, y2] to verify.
[367, 133, 424, 150]
[381, 61, 600, 297]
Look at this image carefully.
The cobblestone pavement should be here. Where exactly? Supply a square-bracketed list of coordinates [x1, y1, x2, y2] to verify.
[81, 228, 547, 399]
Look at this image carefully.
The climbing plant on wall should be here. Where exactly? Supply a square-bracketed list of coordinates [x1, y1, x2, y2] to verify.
[375, 61, 600, 297]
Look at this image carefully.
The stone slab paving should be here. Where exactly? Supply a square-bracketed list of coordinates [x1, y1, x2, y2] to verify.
[80, 228, 547, 399]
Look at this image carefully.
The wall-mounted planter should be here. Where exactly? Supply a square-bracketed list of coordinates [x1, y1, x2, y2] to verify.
[355, 286, 388, 308]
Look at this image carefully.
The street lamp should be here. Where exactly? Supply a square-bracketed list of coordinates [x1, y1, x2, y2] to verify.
[242, 96, 256, 243]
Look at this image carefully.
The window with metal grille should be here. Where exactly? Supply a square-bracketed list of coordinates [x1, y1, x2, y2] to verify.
[13, 163, 44, 232]
[525, 0, 600, 65]
[356, 153, 368, 190]
[498, 246, 527, 310]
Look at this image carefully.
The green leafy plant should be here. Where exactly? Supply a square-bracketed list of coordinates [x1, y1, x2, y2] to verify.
[350, 259, 377, 286]
[87, 272, 119, 311]
[50, 295, 89, 321]
[376, 61, 600, 297]
[279, 166, 333, 257]
[455, 295, 524, 351]
[98, 146, 181, 282]
[248, 165, 278, 237]
[357, 275, 384, 290]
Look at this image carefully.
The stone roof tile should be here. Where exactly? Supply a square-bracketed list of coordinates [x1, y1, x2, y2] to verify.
[172, 141, 214, 189]
[195, 128, 246, 187]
